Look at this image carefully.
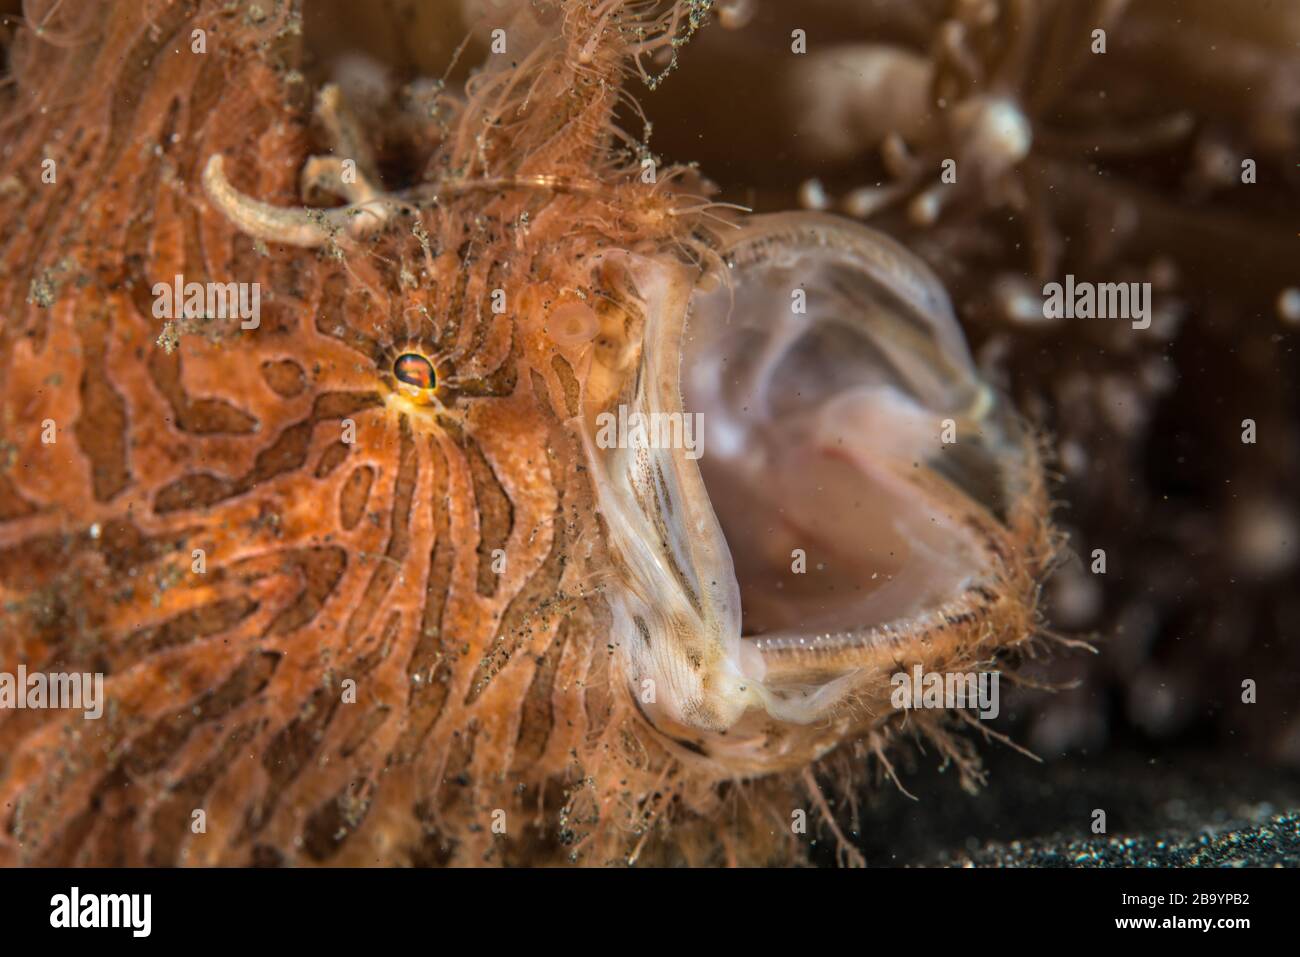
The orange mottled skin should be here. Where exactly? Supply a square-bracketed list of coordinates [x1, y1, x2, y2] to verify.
[0, 0, 727, 866]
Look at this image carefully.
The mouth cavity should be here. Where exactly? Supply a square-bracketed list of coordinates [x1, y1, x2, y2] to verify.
[581, 214, 1035, 736]
[683, 213, 1023, 651]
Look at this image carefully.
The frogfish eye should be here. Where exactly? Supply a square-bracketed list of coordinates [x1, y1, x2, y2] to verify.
[393, 352, 437, 399]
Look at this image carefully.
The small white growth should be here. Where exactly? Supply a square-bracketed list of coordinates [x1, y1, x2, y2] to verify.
[718, 0, 755, 31]
[798, 178, 830, 211]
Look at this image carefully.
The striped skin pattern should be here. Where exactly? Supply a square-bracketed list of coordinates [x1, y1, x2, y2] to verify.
[0, 0, 771, 866]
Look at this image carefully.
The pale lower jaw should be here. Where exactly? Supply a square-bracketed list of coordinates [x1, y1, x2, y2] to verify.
[580, 215, 1049, 771]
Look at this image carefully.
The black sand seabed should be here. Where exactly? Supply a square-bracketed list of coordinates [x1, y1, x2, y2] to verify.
[935, 812, 1300, 867]
[810, 748, 1300, 867]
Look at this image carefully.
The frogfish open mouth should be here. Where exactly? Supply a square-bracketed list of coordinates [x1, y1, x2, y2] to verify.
[0, 0, 1055, 866]
[587, 211, 1053, 778]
